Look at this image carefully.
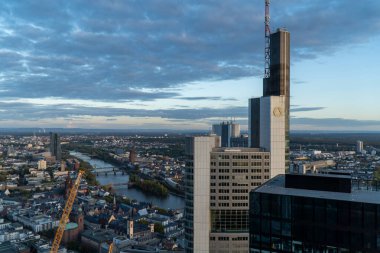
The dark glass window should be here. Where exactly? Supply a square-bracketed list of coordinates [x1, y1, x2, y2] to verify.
[350, 202, 362, 228]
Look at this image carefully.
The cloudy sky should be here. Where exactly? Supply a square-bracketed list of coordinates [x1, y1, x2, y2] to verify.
[0, 0, 379, 131]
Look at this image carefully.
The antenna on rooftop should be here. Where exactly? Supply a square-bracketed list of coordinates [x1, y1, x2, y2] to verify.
[264, 0, 271, 78]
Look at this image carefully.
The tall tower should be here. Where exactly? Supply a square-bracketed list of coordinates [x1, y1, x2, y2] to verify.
[184, 136, 220, 253]
[263, 28, 290, 170]
[50, 132, 62, 162]
[249, 1, 290, 171]
[212, 121, 240, 147]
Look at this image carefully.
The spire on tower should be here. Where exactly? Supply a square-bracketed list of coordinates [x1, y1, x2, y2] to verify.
[264, 0, 271, 78]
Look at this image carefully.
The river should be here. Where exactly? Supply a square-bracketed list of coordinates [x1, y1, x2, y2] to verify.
[69, 151, 185, 210]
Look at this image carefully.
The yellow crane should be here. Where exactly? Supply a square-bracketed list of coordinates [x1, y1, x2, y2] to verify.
[108, 242, 114, 253]
[50, 170, 84, 253]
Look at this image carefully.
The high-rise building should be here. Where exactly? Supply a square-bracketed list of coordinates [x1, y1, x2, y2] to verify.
[184, 136, 220, 253]
[50, 132, 62, 162]
[212, 121, 240, 147]
[259, 96, 286, 178]
[356, 140, 364, 153]
[249, 28, 290, 171]
[248, 98, 261, 148]
[209, 147, 270, 253]
[249, 173, 380, 252]
[185, 136, 274, 253]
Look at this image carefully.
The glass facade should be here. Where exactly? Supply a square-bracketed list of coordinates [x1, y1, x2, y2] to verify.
[250, 192, 380, 252]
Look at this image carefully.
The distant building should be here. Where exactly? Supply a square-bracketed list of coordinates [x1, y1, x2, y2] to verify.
[50, 132, 62, 162]
[14, 214, 59, 233]
[212, 121, 240, 147]
[230, 135, 248, 147]
[356, 140, 364, 153]
[129, 148, 137, 164]
[250, 173, 380, 252]
[37, 160, 47, 170]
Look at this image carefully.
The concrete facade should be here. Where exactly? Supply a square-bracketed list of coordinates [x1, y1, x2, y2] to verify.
[185, 136, 219, 253]
[209, 148, 270, 253]
[260, 96, 286, 178]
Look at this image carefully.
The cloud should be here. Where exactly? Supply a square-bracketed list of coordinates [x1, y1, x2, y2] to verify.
[177, 96, 238, 101]
[0, 101, 247, 120]
[291, 117, 380, 128]
[0, 0, 378, 103]
[291, 107, 325, 112]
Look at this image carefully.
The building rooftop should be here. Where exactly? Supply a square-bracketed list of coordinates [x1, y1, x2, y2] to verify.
[254, 174, 380, 205]
[65, 222, 78, 230]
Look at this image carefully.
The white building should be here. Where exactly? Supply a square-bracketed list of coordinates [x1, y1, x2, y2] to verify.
[184, 136, 219, 253]
[38, 160, 47, 170]
[356, 140, 364, 153]
[259, 96, 286, 178]
[14, 214, 59, 232]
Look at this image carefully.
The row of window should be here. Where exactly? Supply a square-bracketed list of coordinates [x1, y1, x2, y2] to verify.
[213, 162, 270, 167]
[212, 155, 270, 160]
[209, 236, 248, 241]
[212, 168, 270, 174]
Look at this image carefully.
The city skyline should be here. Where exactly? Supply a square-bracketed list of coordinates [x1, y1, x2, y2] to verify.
[0, 0, 379, 131]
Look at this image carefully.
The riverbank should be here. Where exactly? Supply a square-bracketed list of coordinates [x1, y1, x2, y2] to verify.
[69, 151, 185, 209]
[129, 174, 168, 198]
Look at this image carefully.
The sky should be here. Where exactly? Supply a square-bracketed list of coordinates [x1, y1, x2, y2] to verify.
[0, 0, 379, 131]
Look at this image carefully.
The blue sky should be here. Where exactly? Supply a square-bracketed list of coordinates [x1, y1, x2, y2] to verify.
[0, 0, 379, 131]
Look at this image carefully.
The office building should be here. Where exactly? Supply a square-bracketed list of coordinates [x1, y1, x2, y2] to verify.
[212, 121, 240, 147]
[259, 96, 286, 178]
[209, 147, 270, 253]
[248, 98, 261, 148]
[249, 173, 380, 252]
[50, 132, 62, 162]
[356, 140, 364, 153]
[184, 135, 273, 253]
[184, 136, 220, 253]
[249, 28, 290, 170]
[230, 135, 249, 148]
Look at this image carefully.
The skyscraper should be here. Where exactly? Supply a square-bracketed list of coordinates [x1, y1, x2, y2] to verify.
[356, 140, 364, 153]
[50, 132, 62, 162]
[184, 136, 273, 253]
[212, 121, 240, 147]
[249, 28, 290, 170]
[184, 136, 220, 253]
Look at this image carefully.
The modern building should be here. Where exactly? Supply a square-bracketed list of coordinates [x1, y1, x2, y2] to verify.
[185, 135, 275, 253]
[184, 136, 220, 253]
[249, 28, 290, 170]
[249, 173, 380, 252]
[209, 147, 271, 253]
[248, 98, 261, 148]
[259, 96, 286, 178]
[49, 132, 62, 162]
[230, 135, 249, 148]
[212, 121, 240, 147]
[356, 140, 364, 153]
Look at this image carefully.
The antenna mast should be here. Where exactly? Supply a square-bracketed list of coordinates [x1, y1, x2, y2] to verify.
[264, 0, 271, 78]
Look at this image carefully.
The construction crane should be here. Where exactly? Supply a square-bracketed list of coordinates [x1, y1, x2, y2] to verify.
[264, 0, 271, 78]
[50, 170, 84, 253]
[108, 243, 114, 253]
